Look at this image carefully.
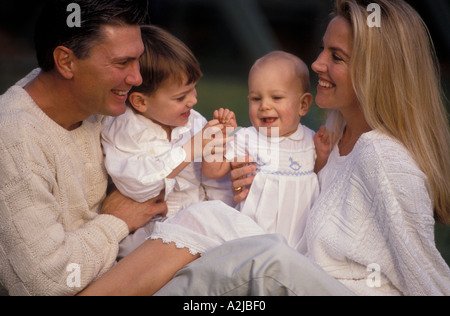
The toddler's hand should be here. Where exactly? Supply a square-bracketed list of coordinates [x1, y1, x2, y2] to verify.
[214, 108, 238, 129]
[200, 119, 233, 161]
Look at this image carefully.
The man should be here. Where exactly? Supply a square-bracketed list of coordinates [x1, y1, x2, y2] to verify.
[0, 0, 167, 296]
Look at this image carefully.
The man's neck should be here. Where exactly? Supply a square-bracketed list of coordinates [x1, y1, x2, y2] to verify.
[24, 71, 86, 131]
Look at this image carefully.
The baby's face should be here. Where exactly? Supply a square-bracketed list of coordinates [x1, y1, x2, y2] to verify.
[248, 61, 305, 137]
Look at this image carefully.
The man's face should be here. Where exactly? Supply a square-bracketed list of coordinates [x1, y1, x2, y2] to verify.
[72, 24, 145, 117]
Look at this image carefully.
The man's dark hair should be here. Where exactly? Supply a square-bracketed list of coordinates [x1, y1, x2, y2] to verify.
[35, 0, 150, 72]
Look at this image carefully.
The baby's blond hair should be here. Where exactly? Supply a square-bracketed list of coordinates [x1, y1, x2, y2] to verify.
[251, 51, 310, 93]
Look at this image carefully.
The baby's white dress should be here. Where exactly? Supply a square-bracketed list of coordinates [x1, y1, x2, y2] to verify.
[226, 124, 319, 248]
[149, 124, 319, 255]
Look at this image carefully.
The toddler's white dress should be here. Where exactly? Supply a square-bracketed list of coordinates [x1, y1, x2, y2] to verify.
[101, 108, 235, 258]
[102, 108, 234, 214]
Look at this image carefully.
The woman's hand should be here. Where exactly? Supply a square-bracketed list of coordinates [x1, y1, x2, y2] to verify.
[230, 156, 256, 204]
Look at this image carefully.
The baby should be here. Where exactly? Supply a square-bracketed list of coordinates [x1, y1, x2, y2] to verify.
[203, 51, 328, 247]
[101, 25, 235, 259]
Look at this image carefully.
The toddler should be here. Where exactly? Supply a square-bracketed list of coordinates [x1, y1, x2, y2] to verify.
[102, 25, 235, 259]
[203, 51, 329, 248]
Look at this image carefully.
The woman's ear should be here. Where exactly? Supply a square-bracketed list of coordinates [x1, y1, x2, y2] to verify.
[298, 92, 313, 117]
[128, 92, 148, 113]
[53, 46, 75, 79]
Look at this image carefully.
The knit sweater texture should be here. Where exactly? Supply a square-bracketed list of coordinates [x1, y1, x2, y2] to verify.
[299, 131, 450, 296]
[0, 70, 129, 296]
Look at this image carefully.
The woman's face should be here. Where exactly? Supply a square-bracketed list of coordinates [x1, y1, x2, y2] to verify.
[312, 17, 359, 113]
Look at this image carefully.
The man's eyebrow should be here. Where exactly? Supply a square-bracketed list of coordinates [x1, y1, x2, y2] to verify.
[112, 52, 145, 63]
[111, 56, 134, 63]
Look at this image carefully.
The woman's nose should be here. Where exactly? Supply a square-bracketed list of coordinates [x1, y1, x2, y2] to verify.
[312, 52, 327, 74]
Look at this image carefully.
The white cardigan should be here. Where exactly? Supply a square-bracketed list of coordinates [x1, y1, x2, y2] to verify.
[298, 130, 450, 296]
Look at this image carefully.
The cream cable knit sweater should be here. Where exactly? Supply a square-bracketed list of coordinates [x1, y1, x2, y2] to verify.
[0, 70, 129, 296]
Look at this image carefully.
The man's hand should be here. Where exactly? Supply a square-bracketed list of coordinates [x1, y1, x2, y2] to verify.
[230, 156, 256, 204]
[101, 190, 168, 233]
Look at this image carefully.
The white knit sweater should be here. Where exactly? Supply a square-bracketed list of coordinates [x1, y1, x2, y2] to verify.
[299, 130, 450, 296]
[0, 70, 129, 296]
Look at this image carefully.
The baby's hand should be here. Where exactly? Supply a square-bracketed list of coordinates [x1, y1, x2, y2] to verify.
[314, 126, 333, 173]
[214, 108, 238, 129]
[314, 126, 332, 159]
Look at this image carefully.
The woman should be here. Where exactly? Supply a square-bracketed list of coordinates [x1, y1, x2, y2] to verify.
[233, 0, 450, 295]
[81, 0, 450, 296]
[298, 0, 450, 295]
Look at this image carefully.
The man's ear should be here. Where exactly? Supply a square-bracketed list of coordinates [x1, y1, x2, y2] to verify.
[298, 92, 313, 117]
[53, 46, 75, 79]
[128, 92, 148, 113]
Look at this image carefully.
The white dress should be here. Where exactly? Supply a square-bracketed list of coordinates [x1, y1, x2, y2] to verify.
[226, 124, 319, 248]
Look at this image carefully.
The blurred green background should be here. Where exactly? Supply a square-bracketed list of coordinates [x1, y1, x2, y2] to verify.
[0, 0, 449, 265]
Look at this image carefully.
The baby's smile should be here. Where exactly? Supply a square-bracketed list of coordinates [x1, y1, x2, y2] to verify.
[260, 117, 279, 125]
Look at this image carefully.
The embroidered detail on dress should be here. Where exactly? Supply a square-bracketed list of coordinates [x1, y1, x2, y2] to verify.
[289, 157, 302, 171]
[256, 168, 315, 177]
[255, 154, 268, 167]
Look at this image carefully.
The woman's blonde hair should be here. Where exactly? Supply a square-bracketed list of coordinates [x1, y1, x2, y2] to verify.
[327, 0, 450, 224]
